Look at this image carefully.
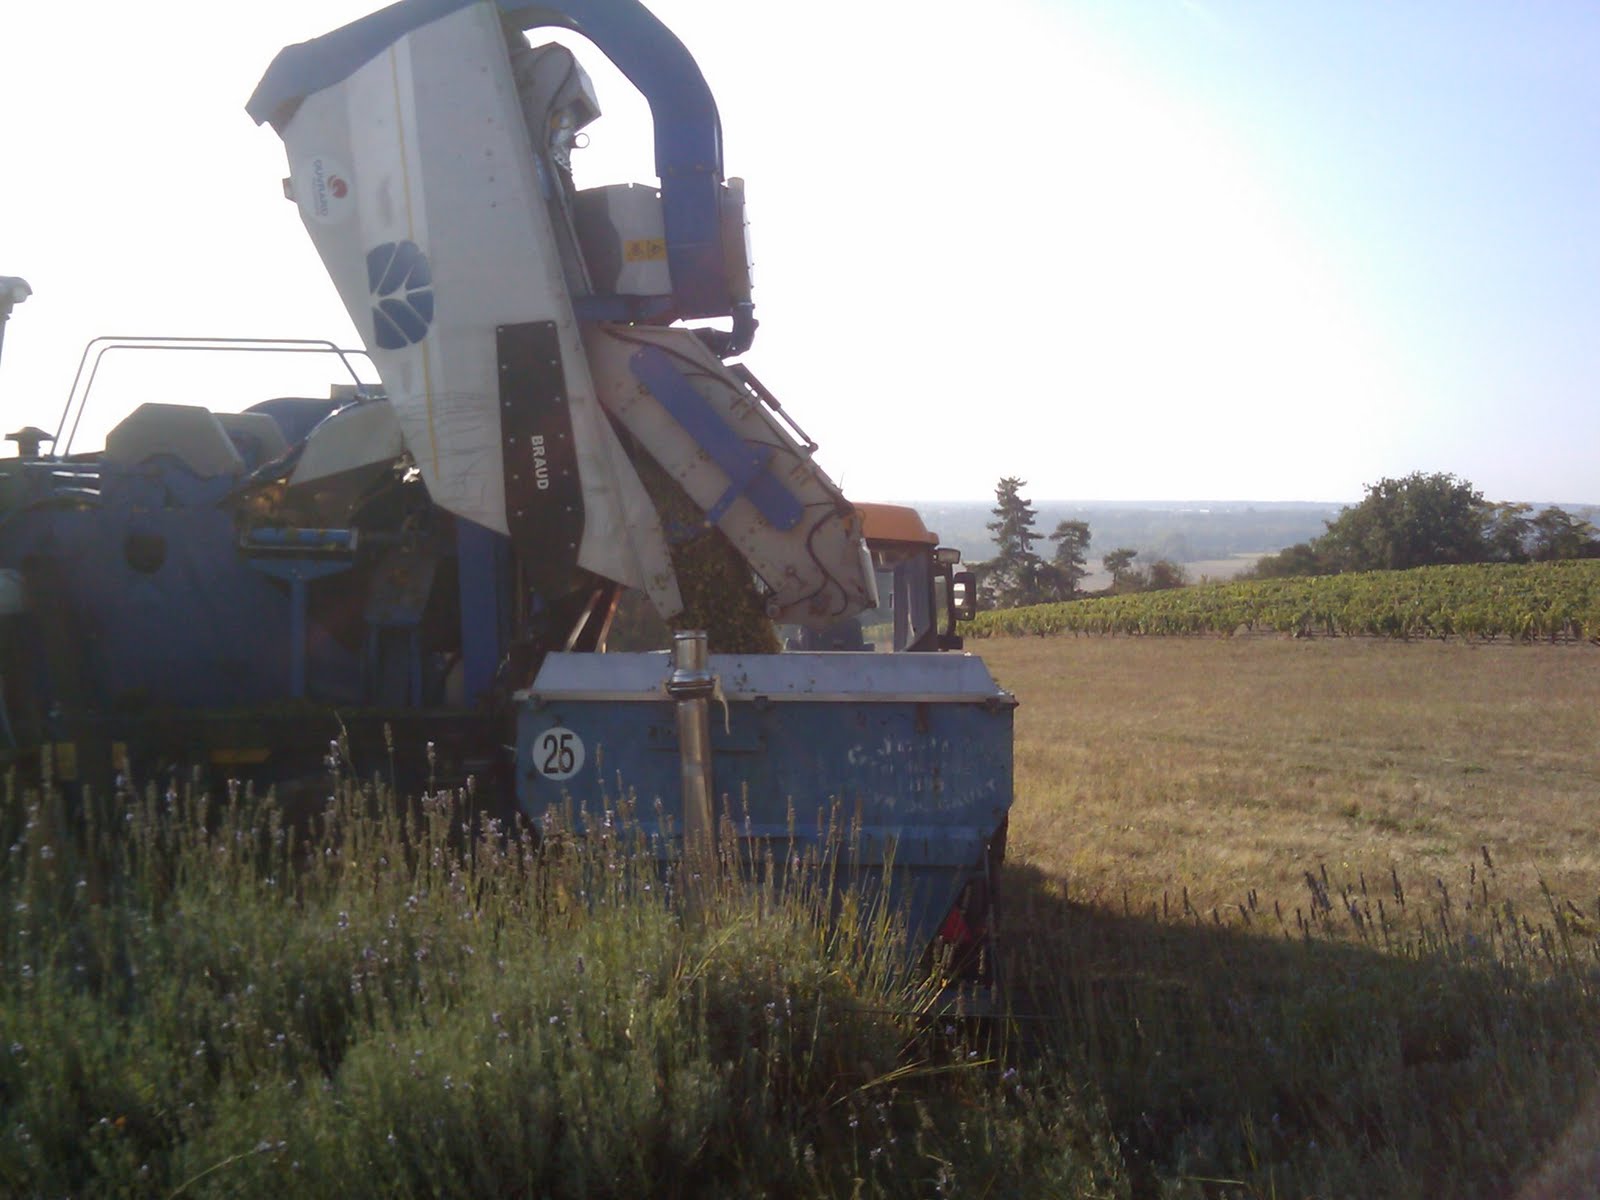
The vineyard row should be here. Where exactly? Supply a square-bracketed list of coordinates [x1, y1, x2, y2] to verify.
[964, 560, 1600, 642]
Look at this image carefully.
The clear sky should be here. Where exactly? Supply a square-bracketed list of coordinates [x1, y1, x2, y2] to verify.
[2, 1, 1596, 503]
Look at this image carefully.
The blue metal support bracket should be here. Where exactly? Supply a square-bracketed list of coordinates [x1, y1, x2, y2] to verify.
[245, 558, 357, 699]
[627, 346, 802, 531]
[242, 528, 358, 699]
[455, 517, 511, 707]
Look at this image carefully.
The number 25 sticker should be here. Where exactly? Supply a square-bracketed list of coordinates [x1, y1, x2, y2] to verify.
[532, 727, 585, 781]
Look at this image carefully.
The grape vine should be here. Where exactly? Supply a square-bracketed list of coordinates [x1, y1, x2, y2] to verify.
[964, 560, 1600, 642]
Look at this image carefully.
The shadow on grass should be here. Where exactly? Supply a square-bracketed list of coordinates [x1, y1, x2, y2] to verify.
[993, 859, 1600, 1200]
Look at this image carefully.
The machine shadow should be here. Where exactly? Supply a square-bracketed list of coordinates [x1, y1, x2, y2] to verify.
[989, 859, 1600, 1199]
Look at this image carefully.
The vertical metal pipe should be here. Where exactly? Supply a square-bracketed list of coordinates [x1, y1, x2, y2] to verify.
[666, 630, 715, 872]
[289, 574, 309, 699]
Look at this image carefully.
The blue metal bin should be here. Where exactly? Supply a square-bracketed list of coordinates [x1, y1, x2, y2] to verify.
[516, 651, 1016, 969]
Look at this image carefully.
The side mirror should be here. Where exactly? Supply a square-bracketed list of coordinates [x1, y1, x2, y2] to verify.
[950, 570, 978, 622]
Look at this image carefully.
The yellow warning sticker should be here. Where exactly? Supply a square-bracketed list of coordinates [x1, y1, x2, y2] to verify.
[623, 238, 667, 263]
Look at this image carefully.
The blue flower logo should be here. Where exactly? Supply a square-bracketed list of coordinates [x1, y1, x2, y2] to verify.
[366, 241, 434, 349]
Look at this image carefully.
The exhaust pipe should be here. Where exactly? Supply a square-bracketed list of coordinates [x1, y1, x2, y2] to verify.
[666, 630, 716, 880]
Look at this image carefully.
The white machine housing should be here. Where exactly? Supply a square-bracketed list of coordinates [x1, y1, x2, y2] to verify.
[268, 0, 871, 627]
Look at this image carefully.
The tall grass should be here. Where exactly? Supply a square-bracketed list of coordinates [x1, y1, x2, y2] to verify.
[1001, 856, 1600, 1198]
[2, 748, 1597, 1196]
[0, 768, 1116, 1198]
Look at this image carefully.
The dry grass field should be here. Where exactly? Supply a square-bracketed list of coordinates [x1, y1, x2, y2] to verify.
[968, 634, 1600, 1196]
[3, 638, 1598, 1195]
[979, 635, 1600, 924]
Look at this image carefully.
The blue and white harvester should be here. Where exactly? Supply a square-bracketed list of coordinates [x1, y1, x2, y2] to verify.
[0, 0, 1014, 976]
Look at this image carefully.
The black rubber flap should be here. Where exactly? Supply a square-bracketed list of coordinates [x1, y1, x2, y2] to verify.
[498, 321, 585, 601]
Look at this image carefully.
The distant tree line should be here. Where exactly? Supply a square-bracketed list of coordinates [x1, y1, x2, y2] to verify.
[974, 477, 1188, 609]
[1245, 471, 1600, 580]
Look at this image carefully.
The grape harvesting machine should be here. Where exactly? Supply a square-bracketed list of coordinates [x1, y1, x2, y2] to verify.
[0, 0, 1013, 984]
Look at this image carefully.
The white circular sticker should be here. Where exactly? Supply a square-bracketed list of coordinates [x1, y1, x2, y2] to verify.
[531, 726, 586, 781]
[296, 155, 355, 225]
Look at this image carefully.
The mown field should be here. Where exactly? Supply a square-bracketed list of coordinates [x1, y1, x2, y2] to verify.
[1, 634, 1597, 1197]
[986, 635, 1600, 1198]
[985, 636, 1600, 918]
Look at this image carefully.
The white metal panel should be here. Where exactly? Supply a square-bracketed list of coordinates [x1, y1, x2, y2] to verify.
[274, 3, 678, 612]
[584, 324, 877, 626]
[287, 400, 403, 487]
[104, 404, 246, 478]
[575, 184, 672, 296]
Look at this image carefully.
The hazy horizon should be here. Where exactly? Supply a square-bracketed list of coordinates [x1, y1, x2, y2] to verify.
[884, 495, 1600, 510]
